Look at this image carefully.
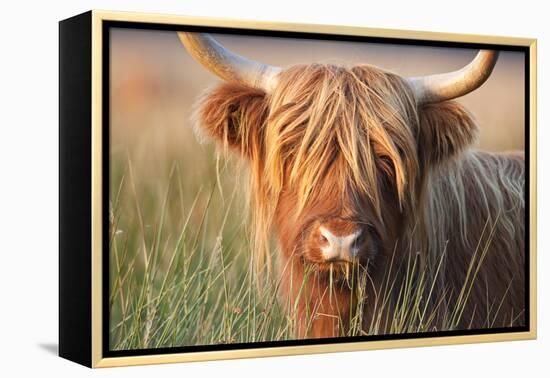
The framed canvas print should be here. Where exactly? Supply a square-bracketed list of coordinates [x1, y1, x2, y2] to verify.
[59, 10, 537, 368]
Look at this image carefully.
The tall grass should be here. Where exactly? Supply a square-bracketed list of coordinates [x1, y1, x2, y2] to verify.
[109, 154, 517, 350]
[109, 153, 295, 350]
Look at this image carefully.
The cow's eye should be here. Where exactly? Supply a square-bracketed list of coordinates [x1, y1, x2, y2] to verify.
[353, 232, 367, 248]
[319, 235, 328, 244]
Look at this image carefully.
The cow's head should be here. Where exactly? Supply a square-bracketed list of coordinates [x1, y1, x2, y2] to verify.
[179, 33, 497, 278]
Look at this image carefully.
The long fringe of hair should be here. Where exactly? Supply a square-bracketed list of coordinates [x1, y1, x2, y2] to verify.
[194, 62, 525, 308]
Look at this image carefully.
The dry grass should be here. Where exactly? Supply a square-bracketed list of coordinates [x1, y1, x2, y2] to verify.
[108, 151, 515, 350]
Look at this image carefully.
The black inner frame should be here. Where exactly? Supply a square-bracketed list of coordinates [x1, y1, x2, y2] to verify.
[102, 20, 531, 358]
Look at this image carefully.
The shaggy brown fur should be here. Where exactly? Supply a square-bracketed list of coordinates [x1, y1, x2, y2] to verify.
[194, 63, 525, 338]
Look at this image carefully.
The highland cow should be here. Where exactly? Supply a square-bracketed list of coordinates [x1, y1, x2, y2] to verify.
[178, 33, 525, 338]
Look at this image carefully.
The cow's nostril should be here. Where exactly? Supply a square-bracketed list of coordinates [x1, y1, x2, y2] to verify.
[318, 224, 362, 262]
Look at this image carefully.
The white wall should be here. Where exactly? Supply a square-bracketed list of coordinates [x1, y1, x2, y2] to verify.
[0, 0, 547, 376]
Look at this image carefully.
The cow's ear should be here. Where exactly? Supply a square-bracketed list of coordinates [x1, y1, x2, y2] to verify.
[417, 101, 479, 168]
[194, 82, 269, 159]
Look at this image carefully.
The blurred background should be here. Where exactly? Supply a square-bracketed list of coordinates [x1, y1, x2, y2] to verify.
[110, 27, 525, 166]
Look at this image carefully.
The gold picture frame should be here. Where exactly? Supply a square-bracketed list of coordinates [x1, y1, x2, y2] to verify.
[59, 9, 537, 368]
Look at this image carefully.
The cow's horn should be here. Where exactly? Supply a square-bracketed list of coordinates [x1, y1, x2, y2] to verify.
[407, 50, 499, 104]
[178, 32, 281, 93]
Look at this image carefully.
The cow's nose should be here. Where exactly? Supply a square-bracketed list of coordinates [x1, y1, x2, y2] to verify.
[318, 224, 362, 262]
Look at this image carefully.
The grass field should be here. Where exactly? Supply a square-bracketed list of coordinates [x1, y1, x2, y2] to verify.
[109, 151, 292, 350]
[108, 151, 510, 351]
